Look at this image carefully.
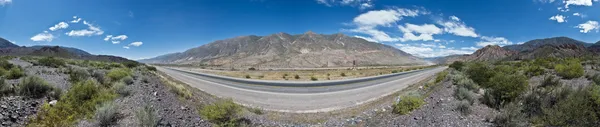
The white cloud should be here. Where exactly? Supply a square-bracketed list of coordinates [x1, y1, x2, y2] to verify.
[538, 0, 556, 3]
[0, 0, 11, 6]
[573, 12, 587, 18]
[573, 13, 580, 16]
[353, 9, 421, 27]
[65, 21, 104, 36]
[316, 0, 373, 9]
[436, 16, 478, 37]
[564, 0, 593, 8]
[30, 31, 55, 42]
[129, 42, 143, 47]
[49, 22, 69, 31]
[112, 41, 120, 44]
[112, 35, 128, 40]
[394, 43, 475, 58]
[350, 27, 400, 42]
[103, 35, 112, 41]
[123, 46, 130, 49]
[70, 16, 82, 23]
[354, 35, 378, 42]
[576, 20, 600, 33]
[549, 14, 566, 23]
[476, 36, 513, 47]
[398, 23, 443, 35]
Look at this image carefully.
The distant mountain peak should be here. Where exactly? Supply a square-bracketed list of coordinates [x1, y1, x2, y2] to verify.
[304, 30, 316, 35]
[0, 37, 19, 48]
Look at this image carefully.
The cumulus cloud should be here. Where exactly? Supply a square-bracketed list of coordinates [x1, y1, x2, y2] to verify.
[0, 0, 11, 6]
[49, 22, 69, 31]
[549, 14, 566, 23]
[576, 20, 599, 33]
[123, 46, 130, 49]
[436, 16, 479, 37]
[538, 0, 556, 3]
[348, 8, 427, 42]
[129, 42, 143, 47]
[395, 23, 443, 42]
[564, 0, 593, 8]
[65, 21, 104, 36]
[476, 36, 513, 47]
[30, 31, 55, 42]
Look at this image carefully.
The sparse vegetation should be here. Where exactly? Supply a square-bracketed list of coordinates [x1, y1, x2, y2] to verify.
[0, 78, 12, 96]
[112, 82, 130, 97]
[107, 68, 132, 82]
[95, 102, 119, 127]
[310, 76, 317, 81]
[199, 99, 243, 126]
[454, 87, 475, 104]
[6, 66, 25, 79]
[555, 59, 584, 79]
[136, 104, 159, 127]
[245, 75, 251, 79]
[449, 61, 465, 70]
[340, 73, 346, 77]
[146, 65, 157, 71]
[122, 76, 134, 85]
[37, 57, 66, 68]
[435, 70, 448, 83]
[18, 76, 54, 98]
[484, 73, 528, 109]
[456, 100, 471, 115]
[392, 96, 425, 115]
[294, 74, 300, 79]
[69, 67, 90, 83]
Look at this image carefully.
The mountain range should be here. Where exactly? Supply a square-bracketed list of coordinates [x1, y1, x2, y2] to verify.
[0, 38, 135, 63]
[436, 37, 599, 64]
[140, 32, 429, 68]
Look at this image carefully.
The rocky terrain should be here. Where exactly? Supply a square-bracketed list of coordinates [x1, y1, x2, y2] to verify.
[140, 32, 429, 68]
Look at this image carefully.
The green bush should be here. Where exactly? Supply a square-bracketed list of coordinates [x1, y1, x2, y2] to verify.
[449, 61, 465, 70]
[540, 75, 560, 88]
[69, 67, 90, 83]
[310, 76, 318, 81]
[485, 73, 528, 108]
[391, 70, 399, 73]
[199, 99, 242, 126]
[92, 71, 108, 85]
[554, 59, 584, 79]
[122, 76, 134, 85]
[466, 62, 494, 87]
[245, 75, 250, 79]
[0, 59, 14, 70]
[0, 68, 7, 77]
[456, 100, 471, 115]
[136, 104, 159, 127]
[340, 73, 346, 77]
[525, 65, 545, 77]
[18, 76, 53, 98]
[122, 61, 140, 68]
[592, 74, 600, 85]
[95, 102, 118, 127]
[454, 87, 475, 104]
[145, 66, 157, 71]
[107, 68, 132, 82]
[540, 86, 600, 126]
[6, 67, 25, 79]
[112, 82, 130, 97]
[456, 78, 479, 91]
[493, 103, 528, 127]
[0, 78, 12, 96]
[392, 96, 425, 115]
[37, 57, 66, 68]
[294, 74, 300, 79]
[435, 70, 448, 83]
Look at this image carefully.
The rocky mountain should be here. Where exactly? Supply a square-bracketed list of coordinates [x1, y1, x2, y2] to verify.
[0, 38, 19, 48]
[512, 43, 592, 60]
[504, 37, 592, 52]
[0, 37, 136, 63]
[589, 41, 600, 53]
[435, 45, 515, 64]
[140, 32, 428, 68]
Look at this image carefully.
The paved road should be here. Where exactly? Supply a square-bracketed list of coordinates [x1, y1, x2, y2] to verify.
[158, 66, 447, 113]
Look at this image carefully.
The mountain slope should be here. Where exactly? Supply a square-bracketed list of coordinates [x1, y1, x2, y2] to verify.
[0, 37, 19, 48]
[589, 41, 600, 53]
[504, 37, 592, 52]
[435, 45, 515, 64]
[140, 32, 428, 68]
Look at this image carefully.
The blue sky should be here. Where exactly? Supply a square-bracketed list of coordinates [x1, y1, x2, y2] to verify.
[1, 0, 600, 59]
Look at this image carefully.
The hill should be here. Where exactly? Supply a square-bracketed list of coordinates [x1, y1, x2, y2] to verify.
[140, 32, 428, 68]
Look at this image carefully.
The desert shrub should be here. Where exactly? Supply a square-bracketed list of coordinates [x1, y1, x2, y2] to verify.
[122, 76, 134, 85]
[449, 61, 465, 70]
[310, 76, 317, 81]
[294, 74, 300, 79]
[590, 74, 600, 85]
[6, 67, 25, 79]
[248, 67, 256, 71]
[525, 65, 545, 77]
[466, 62, 494, 87]
[0, 59, 14, 70]
[456, 100, 471, 115]
[392, 96, 425, 115]
[540, 86, 600, 126]
[540, 75, 560, 88]
[95, 102, 118, 127]
[0, 68, 6, 77]
[18, 76, 53, 98]
[249, 107, 263, 115]
[245, 75, 250, 79]
[391, 70, 399, 73]
[145, 66, 157, 71]
[122, 61, 140, 68]
[554, 59, 584, 79]
[92, 71, 108, 85]
[454, 87, 475, 104]
[136, 104, 159, 127]
[29, 79, 116, 126]
[485, 73, 528, 109]
[107, 68, 131, 82]
[37, 57, 66, 68]
[456, 78, 479, 91]
[435, 70, 448, 83]
[112, 82, 130, 97]
[494, 103, 528, 127]
[340, 73, 346, 77]
[199, 99, 243, 126]
[142, 76, 149, 83]
[69, 67, 90, 83]
[0, 78, 12, 96]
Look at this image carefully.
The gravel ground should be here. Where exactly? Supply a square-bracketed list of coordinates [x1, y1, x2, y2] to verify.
[0, 96, 44, 127]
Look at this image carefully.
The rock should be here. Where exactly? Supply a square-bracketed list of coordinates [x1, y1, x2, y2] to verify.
[0, 105, 6, 109]
[49, 100, 58, 106]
